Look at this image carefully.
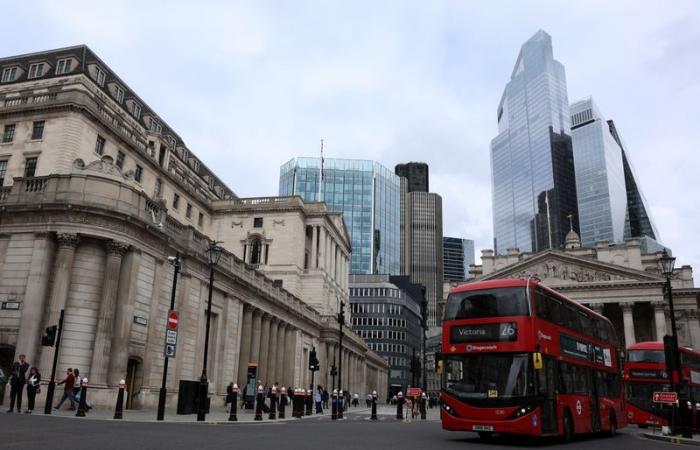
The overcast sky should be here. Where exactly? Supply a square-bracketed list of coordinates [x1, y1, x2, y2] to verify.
[4, 0, 699, 279]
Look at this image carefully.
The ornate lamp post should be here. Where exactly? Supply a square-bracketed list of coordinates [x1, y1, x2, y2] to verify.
[197, 241, 223, 421]
[337, 296, 345, 419]
[659, 249, 691, 437]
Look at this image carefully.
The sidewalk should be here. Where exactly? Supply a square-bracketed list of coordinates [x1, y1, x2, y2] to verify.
[641, 431, 700, 446]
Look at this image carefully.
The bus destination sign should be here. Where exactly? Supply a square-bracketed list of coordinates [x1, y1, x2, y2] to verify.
[451, 322, 517, 343]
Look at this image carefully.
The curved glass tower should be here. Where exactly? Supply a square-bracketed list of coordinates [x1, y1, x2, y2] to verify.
[490, 30, 579, 254]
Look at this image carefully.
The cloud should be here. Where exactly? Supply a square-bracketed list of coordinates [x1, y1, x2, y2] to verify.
[2, 0, 698, 280]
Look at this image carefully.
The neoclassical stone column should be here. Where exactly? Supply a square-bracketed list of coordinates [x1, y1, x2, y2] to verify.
[319, 227, 326, 269]
[311, 225, 318, 269]
[267, 318, 279, 384]
[90, 240, 129, 386]
[652, 301, 667, 341]
[258, 314, 271, 383]
[284, 326, 297, 386]
[108, 247, 141, 386]
[39, 233, 79, 373]
[275, 321, 286, 384]
[249, 309, 263, 376]
[237, 305, 254, 385]
[16, 233, 54, 364]
[318, 341, 327, 388]
[687, 310, 700, 349]
[621, 302, 636, 346]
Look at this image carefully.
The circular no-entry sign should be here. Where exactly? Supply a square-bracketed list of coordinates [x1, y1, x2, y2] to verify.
[167, 311, 179, 330]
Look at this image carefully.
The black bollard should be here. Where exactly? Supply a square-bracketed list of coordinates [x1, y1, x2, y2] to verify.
[420, 394, 427, 420]
[396, 392, 403, 420]
[76, 378, 89, 417]
[254, 385, 264, 421]
[371, 391, 378, 420]
[331, 390, 338, 420]
[114, 379, 125, 419]
[279, 387, 287, 419]
[228, 384, 238, 422]
[305, 389, 312, 416]
[269, 386, 277, 420]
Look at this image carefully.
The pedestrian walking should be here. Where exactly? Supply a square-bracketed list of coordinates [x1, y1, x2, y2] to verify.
[54, 368, 77, 410]
[404, 397, 413, 423]
[322, 389, 329, 409]
[352, 392, 359, 407]
[7, 354, 29, 413]
[25, 367, 41, 414]
[314, 385, 323, 413]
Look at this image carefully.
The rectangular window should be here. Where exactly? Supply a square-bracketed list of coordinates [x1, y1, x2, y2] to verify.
[24, 157, 38, 177]
[154, 178, 162, 197]
[198, 213, 204, 227]
[130, 102, 141, 118]
[55, 58, 72, 75]
[0, 160, 6, 186]
[186, 203, 192, 219]
[253, 217, 263, 228]
[28, 63, 44, 79]
[31, 121, 45, 140]
[115, 151, 125, 169]
[2, 124, 15, 143]
[114, 86, 124, 103]
[134, 165, 143, 182]
[172, 193, 180, 209]
[95, 135, 105, 155]
[1, 67, 17, 83]
[95, 67, 106, 86]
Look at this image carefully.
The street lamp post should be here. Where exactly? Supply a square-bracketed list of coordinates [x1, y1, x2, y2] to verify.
[197, 241, 223, 422]
[659, 249, 692, 438]
[157, 253, 180, 421]
[337, 297, 345, 419]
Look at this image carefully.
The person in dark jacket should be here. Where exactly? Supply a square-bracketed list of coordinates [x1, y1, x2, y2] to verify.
[7, 354, 29, 413]
[226, 382, 235, 412]
[25, 367, 41, 414]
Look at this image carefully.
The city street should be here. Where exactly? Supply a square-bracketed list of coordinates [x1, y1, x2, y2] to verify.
[0, 409, 671, 450]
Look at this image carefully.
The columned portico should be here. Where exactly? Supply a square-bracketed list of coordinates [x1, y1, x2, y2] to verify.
[267, 318, 279, 384]
[237, 305, 254, 385]
[259, 314, 271, 382]
[652, 301, 667, 340]
[620, 302, 636, 345]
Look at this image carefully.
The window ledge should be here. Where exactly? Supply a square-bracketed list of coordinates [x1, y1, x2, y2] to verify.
[28, 138, 43, 143]
[0, 142, 13, 146]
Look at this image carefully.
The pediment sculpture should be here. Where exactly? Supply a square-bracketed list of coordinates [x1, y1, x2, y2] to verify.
[503, 260, 628, 283]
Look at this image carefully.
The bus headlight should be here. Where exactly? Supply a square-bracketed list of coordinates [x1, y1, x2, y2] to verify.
[508, 404, 536, 419]
[442, 401, 460, 417]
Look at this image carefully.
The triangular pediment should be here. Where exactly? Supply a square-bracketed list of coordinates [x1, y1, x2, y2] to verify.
[479, 250, 663, 286]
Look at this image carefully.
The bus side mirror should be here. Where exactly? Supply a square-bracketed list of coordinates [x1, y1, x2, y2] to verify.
[533, 352, 543, 370]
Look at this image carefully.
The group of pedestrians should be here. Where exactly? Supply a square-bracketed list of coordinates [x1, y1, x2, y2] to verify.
[5, 353, 89, 414]
[6, 354, 41, 414]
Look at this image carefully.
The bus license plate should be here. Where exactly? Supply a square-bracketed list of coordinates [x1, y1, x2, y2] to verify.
[472, 425, 494, 432]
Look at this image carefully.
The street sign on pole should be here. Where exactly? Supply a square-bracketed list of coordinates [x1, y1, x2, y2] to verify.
[653, 391, 678, 404]
[164, 310, 179, 357]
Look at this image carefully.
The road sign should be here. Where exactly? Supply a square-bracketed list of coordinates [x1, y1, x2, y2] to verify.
[653, 391, 678, 404]
[407, 387, 421, 397]
[164, 310, 179, 357]
[167, 311, 179, 330]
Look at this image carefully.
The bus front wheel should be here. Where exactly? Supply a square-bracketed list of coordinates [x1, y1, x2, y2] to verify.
[562, 411, 574, 443]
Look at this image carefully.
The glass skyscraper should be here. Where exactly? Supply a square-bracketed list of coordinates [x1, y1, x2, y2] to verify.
[571, 97, 660, 247]
[490, 30, 579, 254]
[443, 237, 475, 282]
[279, 157, 400, 275]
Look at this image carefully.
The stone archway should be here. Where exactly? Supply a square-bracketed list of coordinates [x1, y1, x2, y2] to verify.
[125, 357, 143, 409]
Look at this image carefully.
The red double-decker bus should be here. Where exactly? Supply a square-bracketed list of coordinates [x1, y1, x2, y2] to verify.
[624, 341, 700, 427]
[440, 279, 625, 441]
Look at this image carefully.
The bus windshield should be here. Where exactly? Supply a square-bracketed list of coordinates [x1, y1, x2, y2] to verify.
[444, 287, 529, 321]
[626, 382, 671, 413]
[627, 350, 665, 363]
[445, 353, 535, 402]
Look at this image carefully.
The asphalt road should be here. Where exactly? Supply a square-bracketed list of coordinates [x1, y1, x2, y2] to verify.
[0, 410, 673, 450]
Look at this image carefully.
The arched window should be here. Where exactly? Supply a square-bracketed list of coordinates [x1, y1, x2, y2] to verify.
[250, 238, 262, 265]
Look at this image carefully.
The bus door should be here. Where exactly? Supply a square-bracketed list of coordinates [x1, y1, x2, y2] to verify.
[537, 355, 558, 434]
[588, 368, 601, 432]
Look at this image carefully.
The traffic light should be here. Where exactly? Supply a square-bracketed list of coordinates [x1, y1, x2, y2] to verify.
[41, 325, 57, 347]
[309, 347, 319, 372]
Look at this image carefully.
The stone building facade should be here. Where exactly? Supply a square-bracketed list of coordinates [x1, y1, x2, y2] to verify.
[0, 45, 387, 408]
[457, 236, 700, 349]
